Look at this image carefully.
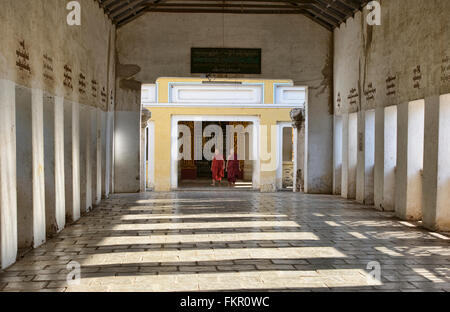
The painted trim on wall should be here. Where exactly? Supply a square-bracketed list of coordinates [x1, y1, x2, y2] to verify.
[167, 82, 265, 104]
[273, 82, 294, 104]
[143, 102, 303, 108]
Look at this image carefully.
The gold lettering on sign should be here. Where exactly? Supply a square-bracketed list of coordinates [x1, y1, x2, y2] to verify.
[413, 65, 422, 89]
[91, 79, 97, 98]
[347, 88, 358, 106]
[43, 54, 54, 81]
[78, 73, 86, 94]
[101, 86, 107, 104]
[16, 40, 31, 73]
[364, 83, 377, 101]
[110, 90, 114, 108]
[386, 75, 397, 96]
[63, 65, 73, 90]
[441, 56, 450, 84]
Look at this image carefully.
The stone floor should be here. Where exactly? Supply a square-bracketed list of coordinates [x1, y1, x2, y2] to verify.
[178, 179, 254, 190]
[0, 191, 449, 292]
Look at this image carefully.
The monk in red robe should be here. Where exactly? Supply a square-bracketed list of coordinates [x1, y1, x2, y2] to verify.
[211, 148, 224, 186]
[226, 148, 240, 187]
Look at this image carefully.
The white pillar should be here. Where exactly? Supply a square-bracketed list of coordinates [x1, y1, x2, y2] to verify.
[109, 111, 115, 194]
[32, 88, 46, 248]
[290, 109, 305, 193]
[16, 86, 33, 249]
[101, 111, 113, 198]
[104, 111, 113, 197]
[357, 110, 375, 204]
[423, 94, 450, 231]
[88, 107, 97, 207]
[147, 122, 155, 189]
[395, 100, 424, 221]
[293, 126, 299, 192]
[375, 106, 397, 211]
[333, 115, 343, 195]
[54, 96, 65, 231]
[356, 111, 365, 203]
[96, 108, 102, 205]
[64, 101, 73, 222]
[383, 106, 397, 211]
[341, 114, 349, 198]
[43, 95, 57, 236]
[0, 79, 18, 269]
[342, 113, 357, 199]
[140, 122, 147, 192]
[374, 106, 384, 209]
[85, 107, 92, 211]
[365, 110, 375, 204]
[101, 110, 107, 198]
[114, 111, 141, 193]
[72, 102, 81, 221]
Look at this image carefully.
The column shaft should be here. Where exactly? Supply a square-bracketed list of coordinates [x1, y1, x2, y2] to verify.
[0, 79, 18, 269]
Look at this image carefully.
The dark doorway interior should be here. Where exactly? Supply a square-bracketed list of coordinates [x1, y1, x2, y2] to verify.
[178, 121, 253, 189]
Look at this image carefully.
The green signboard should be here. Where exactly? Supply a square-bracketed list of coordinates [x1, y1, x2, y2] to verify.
[191, 48, 261, 74]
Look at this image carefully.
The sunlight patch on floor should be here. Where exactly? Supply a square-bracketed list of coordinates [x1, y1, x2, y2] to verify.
[119, 213, 288, 220]
[78, 247, 347, 266]
[91, 232, 320, 246]
[63, 269, 380, 292]
[106, 220, 300, 231]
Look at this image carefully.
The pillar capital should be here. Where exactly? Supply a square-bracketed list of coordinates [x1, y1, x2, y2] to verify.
[290, 108, 305, 129]
[141, 109, 151, 128]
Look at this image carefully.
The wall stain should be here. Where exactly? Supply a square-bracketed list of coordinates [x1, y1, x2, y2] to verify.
[359, 8, 374, 112]
[308, 51, 334, 114]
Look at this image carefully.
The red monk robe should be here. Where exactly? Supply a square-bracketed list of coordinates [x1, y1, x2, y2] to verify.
[227, 152, 240, 184]
[211, 152, 224, 182]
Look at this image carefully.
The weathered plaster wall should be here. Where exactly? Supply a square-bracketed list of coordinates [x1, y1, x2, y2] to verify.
[0, 0, 115, 268]
[334, 0, 450, 230]
[334, 0, 450, 115]
[116, 13, 334, 193]
[0, 0, 115, 106]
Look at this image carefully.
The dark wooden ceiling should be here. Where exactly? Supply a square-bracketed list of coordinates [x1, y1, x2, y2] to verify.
[95, 0, 369, 30]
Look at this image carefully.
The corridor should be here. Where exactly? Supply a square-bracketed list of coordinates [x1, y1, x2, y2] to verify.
[0, 192, 449, 292]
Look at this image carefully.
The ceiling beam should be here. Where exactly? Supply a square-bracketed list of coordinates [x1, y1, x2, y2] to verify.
[106, 0, 367, 29]
[110, 0, 143, 18]
[318, 0, 353, 16]
[143, 8, 308, 13]
[142, 3, 309, 9]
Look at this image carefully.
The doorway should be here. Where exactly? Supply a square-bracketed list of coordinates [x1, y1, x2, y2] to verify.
[171, 115, 260, 190]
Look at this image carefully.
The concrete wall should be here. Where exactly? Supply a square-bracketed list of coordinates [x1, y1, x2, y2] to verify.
[0, 0, 115, 268]
[333, 0, 450, 229]
[116, 13, 334, 193]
